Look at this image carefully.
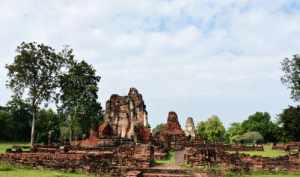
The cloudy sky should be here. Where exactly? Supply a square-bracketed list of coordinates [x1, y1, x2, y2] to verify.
[0, 0, 299, 127]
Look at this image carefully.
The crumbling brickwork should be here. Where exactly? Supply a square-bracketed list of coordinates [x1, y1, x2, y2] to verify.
[101, 88, 151, 143]
[154, 112, 187, 150]
[0, 144, 154, 177]
[273, 142, 300, 152]
[184, 145, 300, 173]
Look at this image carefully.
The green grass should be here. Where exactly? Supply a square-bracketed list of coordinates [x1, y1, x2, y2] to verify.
[0, 142, 30, 153]
[228, 145, 288, 158]
[246, 175, 300, 177]
[155, 151, 176, 164]
[0, 162, 101, 177]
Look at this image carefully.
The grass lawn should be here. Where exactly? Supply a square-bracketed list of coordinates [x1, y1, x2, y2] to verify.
[155, 151, 176, 164]
[229, 144, 288, 157]
[0, 142, 30, 153]
[0, 169, 99, 177]
[0, 162, 101, 177]
[246, 174, 300, 177]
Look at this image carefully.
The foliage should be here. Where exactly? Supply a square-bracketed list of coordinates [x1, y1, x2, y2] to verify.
[225, 122, 243, 143]
[4, 42, 103, 144]
[6, 96, 32, 141]
[234, 131, 264, 144]
[6, 42, 70, 145]
[241, 112, 279, 143]
[154, 151, 175, 165]
[278, 106, 300, 141]
[0, 111, 13, 141]
[0, 96, 62, 143]
[196, 115, 225, 142]
[0, 97, 32, 142]
[35, 109, 61, 144]
[58, 60, 102, 141]
[281, 54, 300, 101]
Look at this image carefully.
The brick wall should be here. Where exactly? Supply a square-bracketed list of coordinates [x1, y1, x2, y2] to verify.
[0, 144, 154, 177]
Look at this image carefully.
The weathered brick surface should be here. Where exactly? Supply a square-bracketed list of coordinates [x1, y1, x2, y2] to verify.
[240, 154, 300, 172]
[0, 144, 154, 177]
[223, 144, 264, 151]
[154, 112, 187, 151]
[184, 145, 300, 173]
[273, 142, 300, 152]
[101, 88, 150, 143]
[153, 146, 167, 160]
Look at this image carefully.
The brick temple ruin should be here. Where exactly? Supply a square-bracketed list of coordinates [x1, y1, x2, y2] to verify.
[1, 87, 300, 177]
[77, 87, 151, 147]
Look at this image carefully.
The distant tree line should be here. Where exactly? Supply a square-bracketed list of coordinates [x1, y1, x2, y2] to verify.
[152, 54, 300, 144]
[151, 107, 300, 145]
[1, 42, 103, 145]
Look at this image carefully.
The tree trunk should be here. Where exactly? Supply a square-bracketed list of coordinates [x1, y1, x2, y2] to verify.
[30, 109, 36, 146]
[68, 114, 73, 144]
[69, 125, 73, 144]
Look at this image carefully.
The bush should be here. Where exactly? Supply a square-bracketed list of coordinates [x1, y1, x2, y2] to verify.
[235, 131, 264, 144]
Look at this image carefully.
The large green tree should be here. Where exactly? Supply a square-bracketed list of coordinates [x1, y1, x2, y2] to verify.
[59, 60, 102, 141]
[241, 112, 278, 142]
[196, 115, 225, 142]
[281, 54, 300, 101]
[278, 106, 300, 141]
[6, 42, 70, 145]
[280, 54, 300, 142]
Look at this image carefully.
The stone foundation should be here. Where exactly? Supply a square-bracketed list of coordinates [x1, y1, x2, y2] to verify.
[273, 142, 300, 152]
[184, 145, 300, 173]
[0, 144, 154, 177]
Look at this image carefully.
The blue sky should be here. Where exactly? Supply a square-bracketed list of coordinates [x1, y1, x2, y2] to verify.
[0, 0, 299, 128]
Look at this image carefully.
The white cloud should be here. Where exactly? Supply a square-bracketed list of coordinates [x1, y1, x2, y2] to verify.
[0, 0, 298, 127]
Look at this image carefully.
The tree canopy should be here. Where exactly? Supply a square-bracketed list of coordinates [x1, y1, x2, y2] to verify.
[6, 42, 70, 145]
[234, 131, 264, 144]
[281, 54, 300, 101]
[59, 60, 102, 141]
[225, 122, 243, 143]
[278, 106, 300, 142]
[241, 112, 278, 143]
[5, 42, 102, 144]
[196, 115, 225, 142]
